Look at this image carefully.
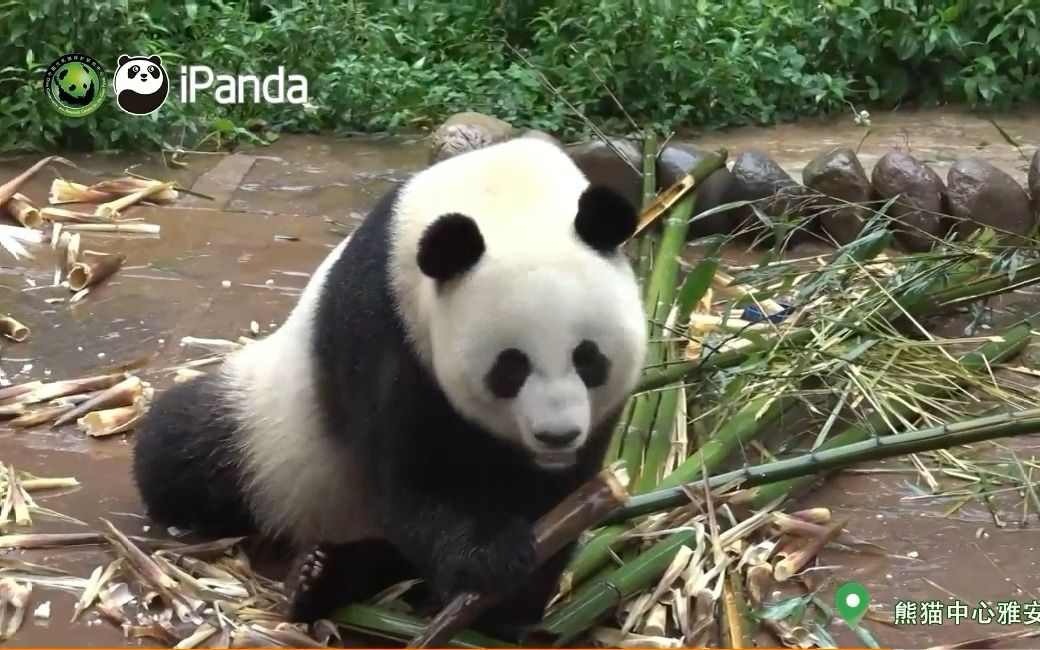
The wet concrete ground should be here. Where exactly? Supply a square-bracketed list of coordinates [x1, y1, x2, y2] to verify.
[1, 106, 1040, 648]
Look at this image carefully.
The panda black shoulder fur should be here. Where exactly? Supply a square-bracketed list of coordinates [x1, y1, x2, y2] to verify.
[132, 136, 648, 636]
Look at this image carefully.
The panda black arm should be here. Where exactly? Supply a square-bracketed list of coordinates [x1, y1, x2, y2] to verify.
[366, 403, 539, 603]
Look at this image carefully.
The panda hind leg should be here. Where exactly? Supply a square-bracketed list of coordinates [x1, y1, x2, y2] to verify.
[286, 539, 417, 624]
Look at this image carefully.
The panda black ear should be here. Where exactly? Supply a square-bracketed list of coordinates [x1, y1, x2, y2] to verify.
[148, 55, 163, 66]
[118, 55, 130, 67]
[417, 213, 486, 282]
[574, 185, 639, 253]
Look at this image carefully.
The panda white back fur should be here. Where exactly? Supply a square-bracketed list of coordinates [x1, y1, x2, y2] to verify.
[132, 137, 646, 636]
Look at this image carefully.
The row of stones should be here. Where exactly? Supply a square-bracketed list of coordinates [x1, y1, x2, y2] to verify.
[428, 111, 1040, 251]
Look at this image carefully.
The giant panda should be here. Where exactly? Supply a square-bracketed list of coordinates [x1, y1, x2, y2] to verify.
[131, 136, 648, 638]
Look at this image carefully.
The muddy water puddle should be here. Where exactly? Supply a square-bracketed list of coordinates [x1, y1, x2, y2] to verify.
[1, 107, 1039, 647]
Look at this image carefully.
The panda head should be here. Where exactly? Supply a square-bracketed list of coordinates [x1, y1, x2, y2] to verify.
[411, 175, 646, 471]
[113, 55, 166, 96]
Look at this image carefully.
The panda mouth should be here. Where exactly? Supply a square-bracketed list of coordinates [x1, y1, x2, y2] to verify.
[533, 449, 577, 470]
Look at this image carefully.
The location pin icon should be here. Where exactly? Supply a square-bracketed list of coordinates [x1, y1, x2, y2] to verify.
[835, 581, 870, 627]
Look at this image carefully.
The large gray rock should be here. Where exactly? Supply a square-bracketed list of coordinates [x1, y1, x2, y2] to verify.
[1029, 149, 1040, 217]
[655, 143, 737, 238]
[802, 147, 872, 245]
[947, 156, 1034, 245]
[428, 111, 515, 164]
[871, 151, 948, 252]
[729, 151, 814, 245]
[566, 138, 643, 211]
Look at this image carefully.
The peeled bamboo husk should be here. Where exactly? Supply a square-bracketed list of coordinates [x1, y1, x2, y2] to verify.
[67, 250, 125, 291]
[76, 398, 146, 437]
[53, 230, 80, 284]
[60, 223, 160, 235]
[0, 315, 29, 342]
[2, 193, 41, 228]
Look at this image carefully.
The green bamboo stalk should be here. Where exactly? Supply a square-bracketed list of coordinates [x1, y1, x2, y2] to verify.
[640, 152, 727, 319]
[674, 256, 720, 322]
[558, 529, 626, 599]
[641, 131, 657, 210]
[578, 153, 728, 589]
[606, 319, 1034, 522]
[331, 604, 516, 648]
[622, 151, 728, 481]
[604, 399, 634, 463]
[636, 383, 679, 492]
[611, 133, 663, 466]
[634, 134, 658, 283]
[533, 529, 698, 645]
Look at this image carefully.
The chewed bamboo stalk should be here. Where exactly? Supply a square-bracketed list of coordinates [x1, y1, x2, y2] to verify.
[50, 177, 179, 206]
[0, 315, 29, 342]
[60, 222, 160, 235]
[2, 193, 42, 228]
[0, 381, 43, 404]
[8, 404, 75, 428]
[67, 250, 125, 291]
[772, 518, 846, 581]
[53, 374, 147, 427]
[77, 398, 148, 437]
[0, 155, 69, 206]
[40, 206, 113, 224]
[16, 372, 127, 405]
[19, 477, 79, 491]
[94, 180, 174, 219]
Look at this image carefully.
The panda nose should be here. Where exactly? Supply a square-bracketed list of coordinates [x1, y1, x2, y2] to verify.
[534, 429, 580, 448]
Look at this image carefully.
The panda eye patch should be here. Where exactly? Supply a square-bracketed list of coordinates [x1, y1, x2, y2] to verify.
[573, 340, 610, 388]
[485, 348, 530, 399]
[129, 65, 140, 76]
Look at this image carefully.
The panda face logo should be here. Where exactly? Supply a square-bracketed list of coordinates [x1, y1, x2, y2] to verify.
[112, 54, 169, 116]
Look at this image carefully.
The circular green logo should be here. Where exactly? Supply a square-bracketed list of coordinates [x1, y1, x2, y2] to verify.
[44, 53, 107, 117]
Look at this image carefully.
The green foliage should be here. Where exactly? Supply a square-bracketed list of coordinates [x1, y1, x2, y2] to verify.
[1, 0, 1037, 153]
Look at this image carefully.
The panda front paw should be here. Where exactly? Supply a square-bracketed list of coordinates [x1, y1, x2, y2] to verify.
[432, 519, 537, 600]
[285, 546, 329, 622]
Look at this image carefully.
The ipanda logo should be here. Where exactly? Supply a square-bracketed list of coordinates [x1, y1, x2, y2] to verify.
[43, 53, 107, 118]
[179, 65, 309, 105]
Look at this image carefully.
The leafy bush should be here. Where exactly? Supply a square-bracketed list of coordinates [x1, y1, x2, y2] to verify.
[1, 0, 1036, 153]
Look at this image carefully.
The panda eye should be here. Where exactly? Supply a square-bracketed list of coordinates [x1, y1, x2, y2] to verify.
[148, 65, 158, 76]
[573, 340, 610, 388]
[129, 65, 139, 76]
[485, 348, 530, 399]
